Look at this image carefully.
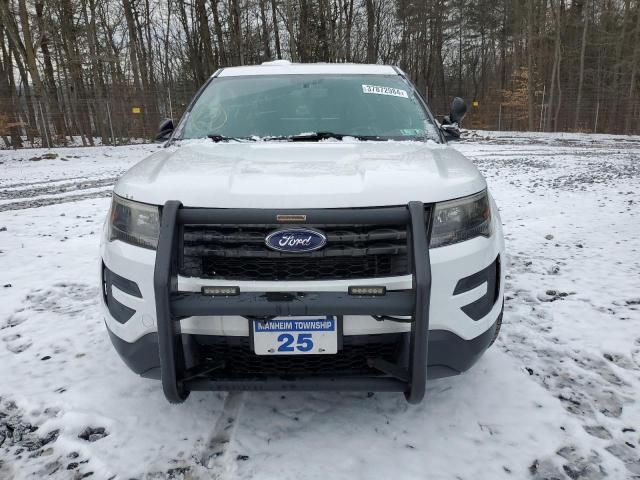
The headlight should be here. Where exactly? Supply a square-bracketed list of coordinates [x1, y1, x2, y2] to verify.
[109, 195, 160, 249]
[430, 190, 492, 248]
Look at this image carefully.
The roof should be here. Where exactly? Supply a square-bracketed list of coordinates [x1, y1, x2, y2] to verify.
[217, 61, 398, 77]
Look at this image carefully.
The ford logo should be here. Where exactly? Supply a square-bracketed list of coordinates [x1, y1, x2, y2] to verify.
[265, 228, 327, 253]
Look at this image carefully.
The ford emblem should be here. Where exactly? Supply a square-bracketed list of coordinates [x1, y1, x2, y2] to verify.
[265, 228, 327, 253]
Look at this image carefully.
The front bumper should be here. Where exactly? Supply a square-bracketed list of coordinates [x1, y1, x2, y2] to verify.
[106, 312, 501, 386]
[101, 200, 505, 404]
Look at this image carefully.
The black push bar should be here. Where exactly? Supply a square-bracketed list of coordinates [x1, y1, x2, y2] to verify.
[153, 202, 432, 404]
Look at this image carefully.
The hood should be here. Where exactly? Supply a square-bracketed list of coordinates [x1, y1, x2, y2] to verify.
[114, 140, 486, 208]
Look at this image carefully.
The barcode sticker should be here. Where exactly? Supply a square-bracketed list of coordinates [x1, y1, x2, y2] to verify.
[362, 84, 409, 98]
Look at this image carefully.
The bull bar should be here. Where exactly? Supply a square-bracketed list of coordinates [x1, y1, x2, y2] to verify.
[153, 201, 432, 403]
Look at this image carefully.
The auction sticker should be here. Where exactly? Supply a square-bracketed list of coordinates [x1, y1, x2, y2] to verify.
[362, 84, 409, 98]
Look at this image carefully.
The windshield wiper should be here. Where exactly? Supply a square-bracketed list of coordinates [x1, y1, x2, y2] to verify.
[207, 134, 254, 143]
[263, 132, 387, 142]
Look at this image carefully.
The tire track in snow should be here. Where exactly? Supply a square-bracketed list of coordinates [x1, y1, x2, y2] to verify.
[0, 459, 15, 480]
[0, 174, 92, 190]
[0, 176, 118, 200]
[0, 189, 112, 212]
[200, 392, 245, 476]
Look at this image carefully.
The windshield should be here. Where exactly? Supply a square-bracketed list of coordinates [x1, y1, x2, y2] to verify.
[178, 74, 441, 142]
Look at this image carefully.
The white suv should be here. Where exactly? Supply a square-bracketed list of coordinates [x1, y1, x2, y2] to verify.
[100, 61, 505, 404]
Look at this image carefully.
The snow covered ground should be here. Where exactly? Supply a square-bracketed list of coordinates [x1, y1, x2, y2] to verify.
[0, 136, 148, 150]
[1, 131, 639, 480]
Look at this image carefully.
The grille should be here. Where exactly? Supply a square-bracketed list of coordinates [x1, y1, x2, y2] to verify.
[180, 223, 410, 280]
[196, 334, 404, 377]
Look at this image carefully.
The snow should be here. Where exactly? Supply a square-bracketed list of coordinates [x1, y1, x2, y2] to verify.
[217, 63, 397, 77]
[1, 131, 640, 479]
[0, 137, 148, 150]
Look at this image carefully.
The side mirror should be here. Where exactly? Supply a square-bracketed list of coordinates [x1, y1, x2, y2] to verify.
[155, 118, 174, 141]
[440, 97, 467, 141]
[440, 122, 462, 140]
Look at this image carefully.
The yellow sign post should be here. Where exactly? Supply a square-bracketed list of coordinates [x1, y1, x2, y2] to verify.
[132, 106, 141, 114]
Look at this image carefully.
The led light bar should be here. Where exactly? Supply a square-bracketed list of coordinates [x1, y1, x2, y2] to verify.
[348, 286, 387, 296]
[201, 286, 240, 296]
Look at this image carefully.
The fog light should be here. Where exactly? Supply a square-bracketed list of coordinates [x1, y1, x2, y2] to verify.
[348, 286, 386, 296]
[202, 286, 240, 296]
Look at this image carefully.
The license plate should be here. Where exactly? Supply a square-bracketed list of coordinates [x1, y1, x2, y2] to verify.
[252, 316, 337, 355]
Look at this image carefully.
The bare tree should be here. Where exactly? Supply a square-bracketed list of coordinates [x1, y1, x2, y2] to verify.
[1, 0, 639, 147]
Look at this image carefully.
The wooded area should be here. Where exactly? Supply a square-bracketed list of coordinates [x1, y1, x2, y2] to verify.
[1, 0, 639, 147]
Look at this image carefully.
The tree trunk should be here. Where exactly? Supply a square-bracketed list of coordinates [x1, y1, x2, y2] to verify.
[609, 0, 631, 132]
[35, 1, 67, 141]
[83, 0, 110, 144]
[270, 0, 282, 59]
[344, 0, 354, 61]
[574, 0, 588, 131]
[211, 0, 227, 65]
[285, 0, 297, 61]
[60, 0, 93, 145]
[527, 0, 535, 131]
[298, 0, 309, 61]
[365, 0, 375, 63]
[229, 0, 244, 65]
[196, 0, 216, 78]
[0, 26, 23, 147]
[259, 0, 272, 60]
[318, 0, 330, 61]
[546, 0, 561, 132]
